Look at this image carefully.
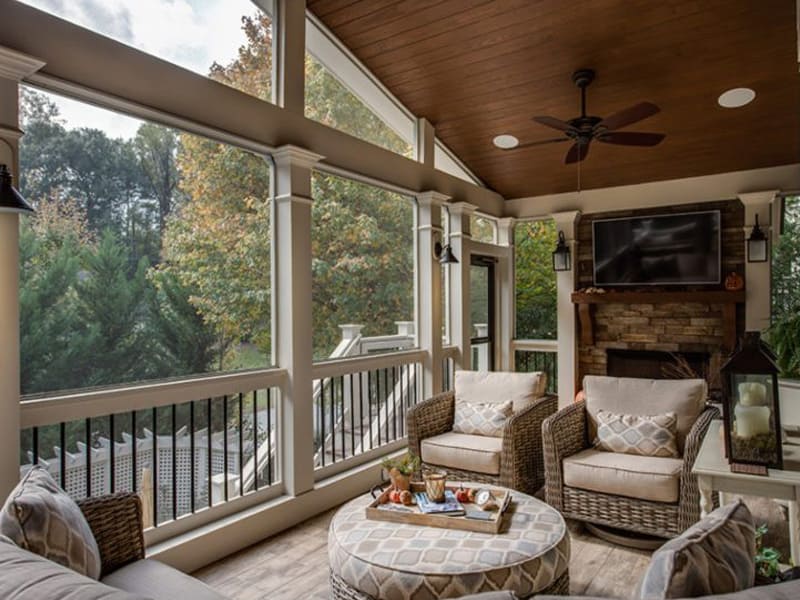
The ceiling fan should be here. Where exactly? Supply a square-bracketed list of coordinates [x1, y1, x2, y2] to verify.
[504, 69, 665, 164]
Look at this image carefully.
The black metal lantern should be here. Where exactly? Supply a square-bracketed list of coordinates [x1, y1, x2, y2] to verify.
[0, 164, 34, 214]
[720, 331, 782, 472]
[747, 214, 768, 263]
[552, 231, 571, 272]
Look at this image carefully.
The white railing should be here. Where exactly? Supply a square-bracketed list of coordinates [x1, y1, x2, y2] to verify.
[512, 339, 558, 393]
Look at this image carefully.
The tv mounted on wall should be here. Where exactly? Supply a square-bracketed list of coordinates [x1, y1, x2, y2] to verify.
[593, 210, 721, 286]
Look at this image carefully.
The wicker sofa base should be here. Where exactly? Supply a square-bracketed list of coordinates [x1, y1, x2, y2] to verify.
[421, 463, 502, 486]
[561, 486, 683, 539]
[330, 570, 570, 599]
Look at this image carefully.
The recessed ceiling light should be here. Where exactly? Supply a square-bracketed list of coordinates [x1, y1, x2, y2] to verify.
[493, 134, 519, 149]
[718, 87, 756, 108]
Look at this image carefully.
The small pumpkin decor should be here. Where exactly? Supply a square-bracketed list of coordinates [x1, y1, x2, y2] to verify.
[725, 271, 744, 291]
[381, 454, 420, 492]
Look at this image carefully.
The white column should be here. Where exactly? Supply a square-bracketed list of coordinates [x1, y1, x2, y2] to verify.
[416, 191, 448, 397]
[551, 211, 580, 409]
[274, 0, 306, 113]
[415, 118, 435, 167]
[0, 49, 44, 497]
[448, 202, 476, 370]
[496, 217, 515, 371]
[739, 191, 778, 333]
[271, 145, 323, 497]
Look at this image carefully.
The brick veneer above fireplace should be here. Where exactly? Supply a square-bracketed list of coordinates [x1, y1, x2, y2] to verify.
[575, 199, 745, 383]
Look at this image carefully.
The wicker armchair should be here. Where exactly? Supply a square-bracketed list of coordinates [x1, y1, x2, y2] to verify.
[408, 390, 558, 494]
[543, 397, 719, 539]
[76, 492, 145, 576]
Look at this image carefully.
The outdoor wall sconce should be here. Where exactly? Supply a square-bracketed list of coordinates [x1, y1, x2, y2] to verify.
[747, 214, 768, 263]
[552, 231, 571, 271]
[433, 229, 459, 264]
[0, 164, 34, 214]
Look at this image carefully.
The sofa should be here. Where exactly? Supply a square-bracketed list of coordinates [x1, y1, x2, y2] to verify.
[0, 491, 226, 600]
[534, 582, 800, 600]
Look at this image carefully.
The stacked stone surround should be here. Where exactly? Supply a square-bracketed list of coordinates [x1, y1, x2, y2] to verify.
[576, 200, 745, 381]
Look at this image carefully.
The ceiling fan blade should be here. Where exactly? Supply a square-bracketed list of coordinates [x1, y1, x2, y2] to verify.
[509, 137, 569, 150]
[597, 102, 660, 131]
[532, 116, 573, 132]
[597, 131, 665, 146]
[565, 141, 590, 164]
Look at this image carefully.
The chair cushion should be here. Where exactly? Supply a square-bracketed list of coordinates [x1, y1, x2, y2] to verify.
[639, 500, 755, 600]
[563, 448, 683, 503]
[0, 535, 143, 599]
[0, 466, 102, 579]
[421, 432, 503, 475]
[453, 400, 512, 437]
[595, 410, 679, 458]
[455, 370, 546, 413]
[102, 558, 228, 600]
[584, 376, 707, 453]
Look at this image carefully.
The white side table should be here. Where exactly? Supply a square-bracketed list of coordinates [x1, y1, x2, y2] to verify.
[692, 420, 800, 564]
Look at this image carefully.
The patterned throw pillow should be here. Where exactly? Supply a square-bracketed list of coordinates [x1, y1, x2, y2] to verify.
[639, 500, 755, 599]
[595, 410, 679, 458]
[452, 401, 513, 437]
[0, 465, 101, 579]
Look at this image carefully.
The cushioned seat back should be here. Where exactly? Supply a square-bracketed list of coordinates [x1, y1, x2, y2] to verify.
[455, 370, 546, 413]
[583, 376, 706, 454]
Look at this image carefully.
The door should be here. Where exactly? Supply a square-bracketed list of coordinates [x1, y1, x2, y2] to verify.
[470, 255, 496, 371]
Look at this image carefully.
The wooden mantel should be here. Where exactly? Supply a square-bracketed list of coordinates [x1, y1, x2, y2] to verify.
[571, 290, 746, 351]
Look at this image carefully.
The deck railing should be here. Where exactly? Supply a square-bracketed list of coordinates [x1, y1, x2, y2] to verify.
[512, 339, 558, 394]
[20, 369, 285, 533]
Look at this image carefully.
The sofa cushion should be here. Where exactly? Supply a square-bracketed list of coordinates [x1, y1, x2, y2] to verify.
[639, 500, 755, 600]
[584, 376, 707, 453]
[0, 466, 101, 579]
[102, 559, 227, 600]
[0, 535, 144, 599]
[421, 432, 503, 475]
[595, 410, 679, 458]
[455, 370, 546, 413]
[453, 400, 512, 437]
[563, 448, 683, 503]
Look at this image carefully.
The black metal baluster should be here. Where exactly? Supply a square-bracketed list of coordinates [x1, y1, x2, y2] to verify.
[359, 372, 366, 452]
[190, 401, 195, 513]
[171, 404, 177, 521]
[320, 379, 326, 467]
[109, 414, 115, 493]
[223, 395, 229, 502]
[207, 398, 212, 508]
[400, 365, 406, 436]
[32, 427, 38, 465]
[131, 411, 137, 492]
[349, 373, 355, 457]
[391, 366, 397, 441]
[414, 364, 419, 405]
[266, 389, 272, 486]
[369, 370, 376, 447]
[383, 368, 389, 444]
[152, 407, 158, 524]
[85, 418, 92, 498]
[238, 393, 244, 498]
[329, 379, 336, 463]
[59, 423, 66, 489]
[339, 377, 345, 461]
[253, 390, 259, 491]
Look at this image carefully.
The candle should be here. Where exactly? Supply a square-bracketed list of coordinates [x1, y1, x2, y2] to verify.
[734, 402, 771, 438]
[738, 382, 767, 406]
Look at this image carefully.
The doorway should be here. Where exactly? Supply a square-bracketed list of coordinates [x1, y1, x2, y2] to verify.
[470, 255, 496, 371]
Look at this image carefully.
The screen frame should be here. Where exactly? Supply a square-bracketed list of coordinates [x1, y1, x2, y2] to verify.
[591, 209, 722, 287]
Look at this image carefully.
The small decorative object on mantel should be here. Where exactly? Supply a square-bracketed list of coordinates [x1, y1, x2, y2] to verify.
[579, 287, 607, 294]
[721, 331, 783, 474]
[724, 271, 745, 291]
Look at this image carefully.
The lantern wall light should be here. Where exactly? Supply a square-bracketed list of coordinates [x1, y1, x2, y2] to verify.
[552, 230, 571, 272]
[432, 230, 459, 265]
[0, 164, 34, 215]
[747, 214, 768, 263]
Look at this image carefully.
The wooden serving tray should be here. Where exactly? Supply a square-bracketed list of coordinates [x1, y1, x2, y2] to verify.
[365, 483, 512, 534]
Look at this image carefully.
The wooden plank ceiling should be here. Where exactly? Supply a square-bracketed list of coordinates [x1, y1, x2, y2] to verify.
[307, 0, 800, 199]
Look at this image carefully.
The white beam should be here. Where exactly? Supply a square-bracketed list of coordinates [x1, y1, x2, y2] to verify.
[739, 191, 778, 333]
[551, 210, 580, 408]
[496, 218, 515, 371]
[448, 202, 476, 370]
[416, 118, 435, 167]
[271, 145, 323, 496]
[274, 0, 306, 113]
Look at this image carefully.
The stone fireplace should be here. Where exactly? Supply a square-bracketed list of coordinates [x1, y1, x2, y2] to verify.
[574, 199, 745, 384]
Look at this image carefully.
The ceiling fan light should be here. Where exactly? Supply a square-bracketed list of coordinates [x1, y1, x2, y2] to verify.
[718, 88, 756, 108]
[493, 134, 519, 149]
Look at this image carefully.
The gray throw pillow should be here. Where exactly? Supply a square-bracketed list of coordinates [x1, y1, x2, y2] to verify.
[639, 499, 755, 599]
[0, 465, 102, 580]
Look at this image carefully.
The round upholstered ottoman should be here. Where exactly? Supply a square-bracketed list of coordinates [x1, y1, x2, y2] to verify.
[328, 488, 570, 599]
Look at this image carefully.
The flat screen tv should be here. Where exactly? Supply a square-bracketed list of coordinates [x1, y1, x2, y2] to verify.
[593, 210, 721, 286]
